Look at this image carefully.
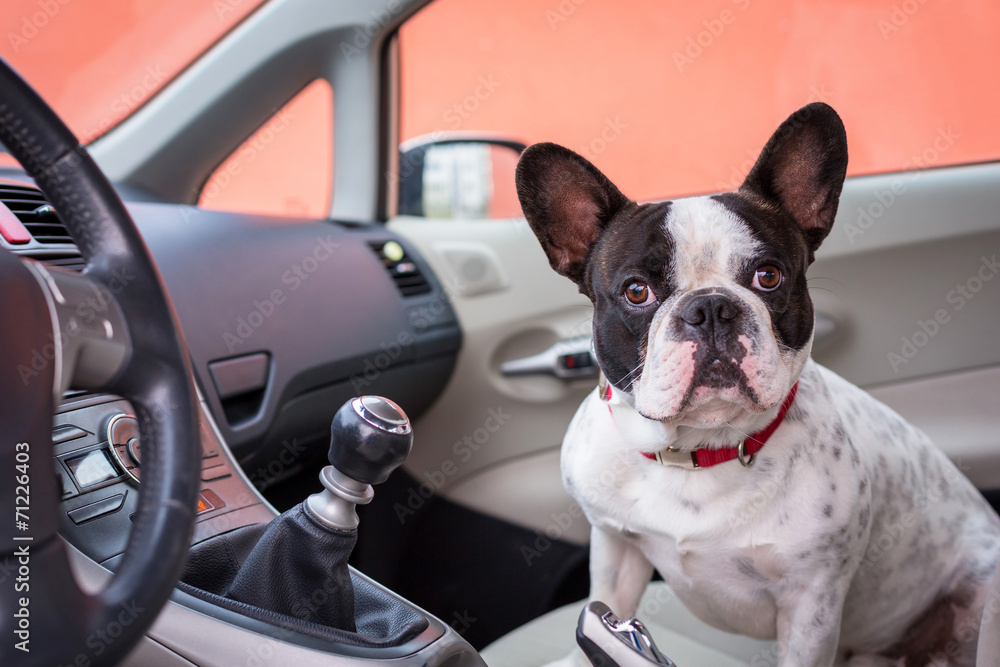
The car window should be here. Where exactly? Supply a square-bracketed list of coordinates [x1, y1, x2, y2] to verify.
[400, 0, 1000, 203]
[198, 79, 334, 219]
[0, 0, 267, 144]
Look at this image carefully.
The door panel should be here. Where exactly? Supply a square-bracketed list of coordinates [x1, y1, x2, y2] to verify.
[387, 217, 594, 528]
[811, 162, 1000, 386]
[809, 162, 1000, 490]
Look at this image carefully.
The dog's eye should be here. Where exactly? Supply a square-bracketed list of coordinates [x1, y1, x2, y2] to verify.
[624, 281, 656, 306]
[752, 265, 782, 291]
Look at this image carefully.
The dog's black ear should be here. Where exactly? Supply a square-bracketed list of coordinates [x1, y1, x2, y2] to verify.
[741, 103, 848, 256]
[516, 143, 631, 286]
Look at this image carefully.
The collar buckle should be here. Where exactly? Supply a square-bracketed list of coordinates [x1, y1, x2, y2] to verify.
[652, 448, 700, 470]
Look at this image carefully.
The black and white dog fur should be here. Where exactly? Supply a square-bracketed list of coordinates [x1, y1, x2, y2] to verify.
[516, 103, 1000, 666]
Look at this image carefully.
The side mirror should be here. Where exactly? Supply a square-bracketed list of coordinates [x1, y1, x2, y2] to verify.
[398, 135, 527, 220]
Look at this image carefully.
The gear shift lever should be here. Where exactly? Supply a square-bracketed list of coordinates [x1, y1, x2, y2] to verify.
[306, 396, 413, 531]
[191, 396, 413, 633]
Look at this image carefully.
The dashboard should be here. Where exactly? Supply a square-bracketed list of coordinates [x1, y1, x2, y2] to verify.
[0, 167, 462, 565]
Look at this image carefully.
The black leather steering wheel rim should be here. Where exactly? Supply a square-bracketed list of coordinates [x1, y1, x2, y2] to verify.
[0, 59, 201, 665]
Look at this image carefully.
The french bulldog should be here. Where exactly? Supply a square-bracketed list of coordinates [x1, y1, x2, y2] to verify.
[516, 103, 1000, 666]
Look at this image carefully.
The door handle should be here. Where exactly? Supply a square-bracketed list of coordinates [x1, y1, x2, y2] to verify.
[499, 335, 599, 380]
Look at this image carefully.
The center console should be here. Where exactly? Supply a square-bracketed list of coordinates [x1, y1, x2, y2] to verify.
[55, 390, 485, 666]
[55, 393, 274, 565]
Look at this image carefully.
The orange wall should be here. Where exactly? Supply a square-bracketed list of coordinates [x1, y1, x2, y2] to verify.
[199, 79, 333, 218]
[2, 0, 998, 212]
[1, 0, 264, 144]
[401, 0, 1000, 201]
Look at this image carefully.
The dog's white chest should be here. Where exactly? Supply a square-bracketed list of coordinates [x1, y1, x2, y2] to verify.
[561, 370, 858, 640]
[584, 473, 813, 640]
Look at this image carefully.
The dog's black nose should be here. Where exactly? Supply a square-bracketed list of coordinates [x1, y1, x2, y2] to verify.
[679, 293, 740, 328]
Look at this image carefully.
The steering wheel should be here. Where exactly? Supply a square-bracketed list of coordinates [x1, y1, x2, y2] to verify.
[0, 60, 201, 665]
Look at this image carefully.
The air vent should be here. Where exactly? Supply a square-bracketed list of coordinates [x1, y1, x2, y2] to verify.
[38, 253, 86, 272]
[369, 240, 432, 297]
[0, 183, 73, 243]
[0, 183, 83, 271]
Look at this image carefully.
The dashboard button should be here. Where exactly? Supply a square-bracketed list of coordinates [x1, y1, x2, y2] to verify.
[108, 414, 139, 445]
[68, 493, 126, 525]
[201, 489, 226, 511]
[126, 438, 141, 466]
[0, 203, 31, 244]
[200, 464, 231, 483]
[195, 493, 215, 514]
[107, 414, 140, 484]
[52, 425, 88, 445]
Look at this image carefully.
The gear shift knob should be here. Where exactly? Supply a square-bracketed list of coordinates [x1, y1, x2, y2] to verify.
[305, 396, 412, 531]
[329, 396, 412, 485]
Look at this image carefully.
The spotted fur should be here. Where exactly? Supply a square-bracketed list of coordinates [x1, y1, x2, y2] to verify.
[516, 103, 1000, 667]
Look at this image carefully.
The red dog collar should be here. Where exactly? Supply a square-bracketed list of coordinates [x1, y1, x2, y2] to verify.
[601, 379, 799, 470]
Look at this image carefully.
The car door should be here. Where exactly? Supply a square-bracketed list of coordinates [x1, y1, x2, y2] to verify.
[386, 0, 1000, 546]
